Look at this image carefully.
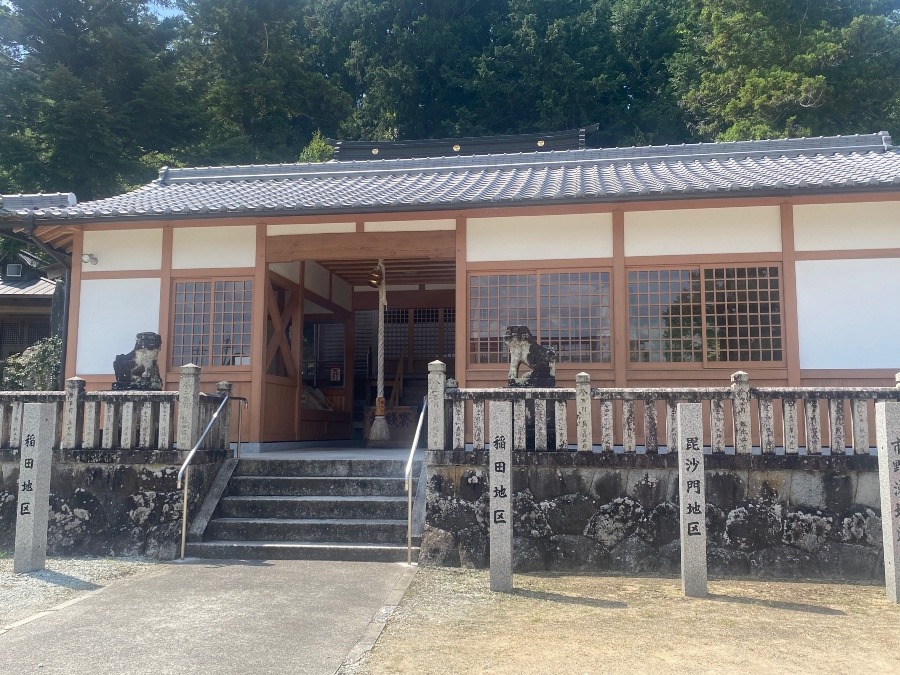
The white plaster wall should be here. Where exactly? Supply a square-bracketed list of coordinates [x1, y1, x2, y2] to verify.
[793, 202, 900, 251]
[269, 262, 301, 284]
[331, 275, 353, 310]
[268, 223, 356, 235]
[624, 206, 781, 256]
[304, 261, 330, 298]
[82, 229, 163, 271]
[76, 278, 160, 374]
[172, 226, 255, 268]
[796, 258, 900, 369]
[467, 213, 613, 261]
[364, 219, 455, 232]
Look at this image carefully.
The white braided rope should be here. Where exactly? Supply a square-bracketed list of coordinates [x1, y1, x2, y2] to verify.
[376, 259, 386, 400]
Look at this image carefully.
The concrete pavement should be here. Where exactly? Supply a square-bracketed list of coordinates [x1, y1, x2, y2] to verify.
[0, 558, 417, 675]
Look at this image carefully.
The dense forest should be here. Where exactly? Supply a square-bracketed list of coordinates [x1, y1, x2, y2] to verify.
[1, 0, 898, 201]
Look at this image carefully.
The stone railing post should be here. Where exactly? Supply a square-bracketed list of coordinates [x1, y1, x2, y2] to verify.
[61, 377, 85, 450]
[875, 398, 900, 603]
[731, 371, 751, 454]
[177, 364, 201, 450]
[427, 361, 446, 451]
[216, 381, 233, 450]
[576, 372, 592, 452]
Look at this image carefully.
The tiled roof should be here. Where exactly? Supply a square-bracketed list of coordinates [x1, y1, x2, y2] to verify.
[12, 133, 900, 222]
[1, 193, 77, 210]
[0, 277, 58, 297]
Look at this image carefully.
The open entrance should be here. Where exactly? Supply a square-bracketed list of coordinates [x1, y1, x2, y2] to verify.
[261, 246, 455, 446]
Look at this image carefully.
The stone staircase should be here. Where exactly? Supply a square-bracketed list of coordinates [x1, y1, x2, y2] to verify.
[186, 457, 420, 562]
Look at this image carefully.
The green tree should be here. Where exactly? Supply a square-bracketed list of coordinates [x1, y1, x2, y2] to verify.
[677, 0, 900, 139]
[0, 1, 190, 198]
[175, 0, 351, 164]
[299, 130, 334, 162]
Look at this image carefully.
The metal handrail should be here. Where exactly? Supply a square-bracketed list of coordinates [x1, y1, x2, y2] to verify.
[177, 394, 248, 559]
[405, 396, 428, 565]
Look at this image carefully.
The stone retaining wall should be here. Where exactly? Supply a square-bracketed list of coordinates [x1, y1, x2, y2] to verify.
[422, 451, 885, 580]
[0, 447, 226, 559]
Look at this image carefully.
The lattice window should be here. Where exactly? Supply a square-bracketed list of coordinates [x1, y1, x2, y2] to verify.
[540, 271, 611, 363]
[383, 308, 409, 359]
[27, 322, 50, 344]
[628, 269, 703, 363]
[704, 266, 782, 362]
[628, 266, 783, 364]
[442, 307, 456, 358]
[173, 279, 252, 367]
[469, 274, 537, 364]
[173, 281, 212, 366]
[213, 280, 253, 366]
[413, 308, 440, 358]
[2, 321, 24, 345]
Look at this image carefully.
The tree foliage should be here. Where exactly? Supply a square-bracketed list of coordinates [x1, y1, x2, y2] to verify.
[0, 0, 896, 199]
[1, 335, 62, 391]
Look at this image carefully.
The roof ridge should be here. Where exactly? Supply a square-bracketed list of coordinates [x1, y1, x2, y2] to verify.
[160, 133, 892, 185]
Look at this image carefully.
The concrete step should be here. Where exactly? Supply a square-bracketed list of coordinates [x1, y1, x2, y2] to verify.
[217, 495, 408, 520]
[234, 458, 415, 478]
[226, 476, 410, 497]
[205, 517, 408, 544]
[185, 540, 419, 562]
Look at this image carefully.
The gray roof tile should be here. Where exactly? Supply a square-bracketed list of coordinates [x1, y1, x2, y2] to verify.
[12, 133, 900, 222]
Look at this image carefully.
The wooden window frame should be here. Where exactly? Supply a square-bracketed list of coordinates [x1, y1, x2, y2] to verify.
[467, 266, 614, 370]
[626, 261, 786, 370]
[170, 275, 254, 372]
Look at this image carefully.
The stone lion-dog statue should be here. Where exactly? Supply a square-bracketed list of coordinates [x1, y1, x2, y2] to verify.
[504, 325, 557, 387]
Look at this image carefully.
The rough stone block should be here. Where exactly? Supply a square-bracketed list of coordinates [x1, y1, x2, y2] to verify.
[748, 470, 790, 504]
[588, 470, 624, 504]
[750, 545, 819, 579]
[789, 471, 825, 509]
[704, 471, 747, 512]
[418, 525, 459, 567]
[823, 472, 855, 513]
[610, 534, 659, 574]
[816, 542, 882, 581]
[627, 468, 675, 510]
[583, 496, 644, 548]
[781, 509, 833, 553]
[539, 493, 598, 536]
[640, 502, 679, 547]
[512, 536, 549, 572]
[551, 534, 610, 572]
[707, 546, 751, 577]
[511, 489, 551, 539]
[724, 502, 783, 551]
[853, 471, 880, 508]
[458, 525, 489, 569]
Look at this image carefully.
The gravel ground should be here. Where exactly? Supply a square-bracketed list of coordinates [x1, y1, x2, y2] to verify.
[0, 554, 154, 628]
[355, 567, 900, 675]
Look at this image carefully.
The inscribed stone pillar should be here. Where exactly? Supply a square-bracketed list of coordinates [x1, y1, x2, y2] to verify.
[427, 361, 446, 451]
[489, 400, 513, 593]
[14, 402, 59, 574]
[678, 402, 707, 598]
[875, 400, 900, 603]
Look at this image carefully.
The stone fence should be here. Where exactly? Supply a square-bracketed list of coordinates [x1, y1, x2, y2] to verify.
[427, 361, 900, 454]
[0, 365, 235, 558]
[422, 361, 900, 581]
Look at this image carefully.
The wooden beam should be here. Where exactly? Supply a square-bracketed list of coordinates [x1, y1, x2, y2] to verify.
[266, 230, 456, 262]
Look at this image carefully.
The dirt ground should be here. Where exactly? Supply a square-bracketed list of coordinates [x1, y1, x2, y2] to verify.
[354, 568, 900, 675]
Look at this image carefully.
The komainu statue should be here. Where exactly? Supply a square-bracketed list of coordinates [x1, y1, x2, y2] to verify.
[504, 325, 556, 388]
[113, 332, 163, 390]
